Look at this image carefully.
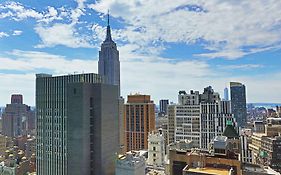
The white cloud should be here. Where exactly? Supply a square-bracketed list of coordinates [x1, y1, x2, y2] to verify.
[0, 32, 9, 38]
[34, 23, 92, 48]
[1, 50, 281, 106]
[218, 64, 264, 70]
[89, 0, 281, 59]
[12, 30, 22, 36]
[0, 1, 43, 20]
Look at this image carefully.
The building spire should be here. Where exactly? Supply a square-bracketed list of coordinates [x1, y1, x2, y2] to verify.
[105, 9, 112, 41]
[107, 9, 110, 26]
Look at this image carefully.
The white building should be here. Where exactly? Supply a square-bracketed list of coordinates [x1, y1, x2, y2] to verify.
[168, 87, 236, 150]
[116, 151, 146, 175]
[240, 129, 253, 163]
[147, 130, 165, 167]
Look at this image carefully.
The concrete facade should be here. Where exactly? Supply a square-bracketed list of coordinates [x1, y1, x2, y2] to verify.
[36, 73, 103, 175]
[67, 83, 119, 175]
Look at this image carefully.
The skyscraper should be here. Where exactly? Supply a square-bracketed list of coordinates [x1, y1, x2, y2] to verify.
[159, 99, 169, 115]
[124, 94, 156, 151]
[98, 13, 120, 94]
[36, 73, 103, 175]
[2, 94, 35, 137]
[230, 82, 247, 127]
[67, 83, 119, 175]
[224, 87, 229, 101]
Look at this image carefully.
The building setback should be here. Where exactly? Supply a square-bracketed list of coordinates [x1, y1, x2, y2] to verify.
[36, 73, 103, 175]
[124, 94, 156, 152]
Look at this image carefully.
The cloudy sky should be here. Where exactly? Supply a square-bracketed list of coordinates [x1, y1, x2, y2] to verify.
[0, 0, 281, 106]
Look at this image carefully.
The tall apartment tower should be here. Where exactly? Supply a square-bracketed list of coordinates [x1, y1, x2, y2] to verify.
[159, 99, 169, 115]
[124, 94, 156, 151]
[230, 82, 247, 127]
[36, 73, 103, 175]
[2, 94, 35, 137]
[98, 14, 120, 94]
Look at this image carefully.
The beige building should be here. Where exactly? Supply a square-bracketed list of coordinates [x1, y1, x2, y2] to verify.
[124, 94, 156, 152]
[147, 130, 165, 167]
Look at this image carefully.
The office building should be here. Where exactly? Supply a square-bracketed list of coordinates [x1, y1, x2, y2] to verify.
[67, 83, 119, 175]
[168, 87, 235, 150]
[159, 99, 169, 115]
[124, 94, 156, 152]
[98, 13, 120, 94]
[36, 73, 103, 175]
[2, 94, 35, 137]
[230, 82, 247, 127]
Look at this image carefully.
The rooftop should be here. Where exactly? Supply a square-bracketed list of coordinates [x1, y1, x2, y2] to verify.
[184, 167, 229, 175]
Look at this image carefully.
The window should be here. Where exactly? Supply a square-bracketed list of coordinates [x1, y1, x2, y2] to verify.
[153, 147, 156, 151]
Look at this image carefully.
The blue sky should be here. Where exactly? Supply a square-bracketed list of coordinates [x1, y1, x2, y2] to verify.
[1, 0, 281, 106]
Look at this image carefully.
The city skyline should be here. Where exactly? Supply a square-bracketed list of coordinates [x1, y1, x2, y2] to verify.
[1, 0, 281, 106]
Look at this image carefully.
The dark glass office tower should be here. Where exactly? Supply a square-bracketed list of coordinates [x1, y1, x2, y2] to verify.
[230, 82, 247, 127]
[36, 73, 103, 175]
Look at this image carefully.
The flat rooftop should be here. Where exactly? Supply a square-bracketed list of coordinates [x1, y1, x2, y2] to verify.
[184, 167, 229, 175]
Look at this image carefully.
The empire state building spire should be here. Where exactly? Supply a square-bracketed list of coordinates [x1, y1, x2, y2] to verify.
[98, 10, 120, 95]
[105, 10, 112, 42]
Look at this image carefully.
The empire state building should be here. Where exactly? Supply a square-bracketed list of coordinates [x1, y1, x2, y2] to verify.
[98, 14, 120, 94]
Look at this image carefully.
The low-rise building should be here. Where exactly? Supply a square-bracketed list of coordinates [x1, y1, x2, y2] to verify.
[116, 151, 146, 175]
[147, 130, 165, 167]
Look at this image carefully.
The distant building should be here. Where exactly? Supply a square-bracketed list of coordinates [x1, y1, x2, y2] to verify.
[115, 151, 146, 175]
[2, 94, 35, 137]
[147, 130, 165, 167]
[230, 82, 247, 127]
[124, 94, 156, 152]
[159, 99, 169, 115]
[224, 87, 229, 101]
[168, 87, 236, 150]
[253, 121, 265, 133]
[249, 132, 281, 173]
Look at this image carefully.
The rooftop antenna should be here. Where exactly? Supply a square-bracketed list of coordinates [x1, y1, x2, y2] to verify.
[107, 9, 110, 26]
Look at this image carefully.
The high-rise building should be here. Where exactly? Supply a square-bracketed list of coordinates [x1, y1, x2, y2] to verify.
[230, 82, 247, 127]
[67, 83, 119, 175]
[36, 73, 103, 175]
[98, 13, 120, 94]
[159, 99, 169, 115]
[124, 94, 156, 152]
[168, 87, 236, 150]
[224, 87, 229, 101]
[2, 94, 35, 137]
